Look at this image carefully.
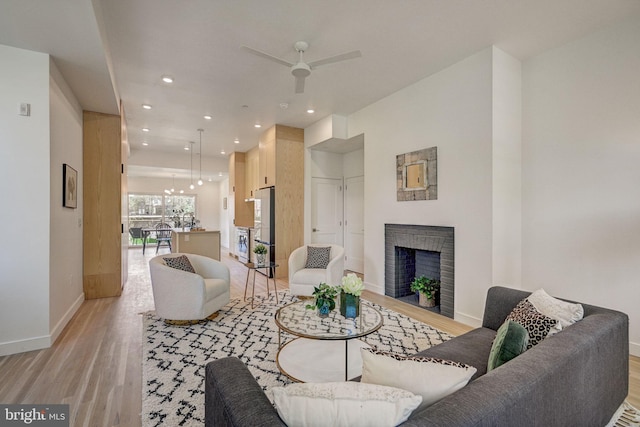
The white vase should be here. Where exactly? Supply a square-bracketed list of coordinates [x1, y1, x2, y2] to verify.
[256, 253, 266, 265]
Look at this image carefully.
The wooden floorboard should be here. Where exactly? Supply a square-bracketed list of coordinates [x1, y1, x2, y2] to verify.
[0, 247, 637, 425]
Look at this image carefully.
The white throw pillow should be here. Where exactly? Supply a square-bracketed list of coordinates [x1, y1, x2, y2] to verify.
[527, 288, 584, 335]
[271, 381, 422, 427]
[360, 348, 477, 411]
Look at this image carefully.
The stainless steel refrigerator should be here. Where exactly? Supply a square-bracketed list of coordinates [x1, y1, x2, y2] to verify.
[253, 186, 275, 269]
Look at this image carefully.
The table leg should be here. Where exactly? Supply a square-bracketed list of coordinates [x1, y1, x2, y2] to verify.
[273, 266, 279, 304]
[345, 340, 349, 381]
[244, 267, 250, 302]
[251, 269, 257, 309]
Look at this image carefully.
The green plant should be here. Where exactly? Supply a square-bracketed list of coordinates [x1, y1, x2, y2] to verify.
[253, 243, 267, 255]
[410, 276, 440, 300]
[305, 283, 340, 311]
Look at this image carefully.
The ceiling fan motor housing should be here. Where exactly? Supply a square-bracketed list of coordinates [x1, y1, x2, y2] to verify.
[291, 62, 311, 77]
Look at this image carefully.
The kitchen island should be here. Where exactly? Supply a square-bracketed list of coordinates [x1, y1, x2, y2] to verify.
[171, 229, 221, 261]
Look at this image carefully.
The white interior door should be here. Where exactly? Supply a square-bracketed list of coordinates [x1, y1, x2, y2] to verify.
[344, 176, 364, 273]
[311, 177, 343, 245]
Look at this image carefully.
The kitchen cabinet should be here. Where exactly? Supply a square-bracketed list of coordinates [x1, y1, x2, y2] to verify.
[258, 126, 277, 187]
[229, 151, 253, 227]
[245, 146, 259, 199]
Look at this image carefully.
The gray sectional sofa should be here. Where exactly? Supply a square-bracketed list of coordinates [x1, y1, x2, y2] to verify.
[205, 286, 629, 426]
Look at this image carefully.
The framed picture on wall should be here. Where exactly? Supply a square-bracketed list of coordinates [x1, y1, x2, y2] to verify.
[63, 163, 78, 208]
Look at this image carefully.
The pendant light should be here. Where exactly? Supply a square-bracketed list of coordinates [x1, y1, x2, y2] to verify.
[197, 128, 204, 186]
[189, 141, 195, 190]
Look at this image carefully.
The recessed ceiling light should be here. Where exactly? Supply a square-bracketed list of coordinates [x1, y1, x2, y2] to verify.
[142, 128, 150, 132]
[254, 124, 261, 128]
[218, 172, 222, 177]
[142, 142, 149, 146]
[204, 115, 212, 120]
[234, 138, 240, 144]
[184, 145, 190, 151]
[307, 109, 315, 114]
[221, 149, 226, 155]
[208, 177, 213, 182]
[162, 75, 173, 83]
[142, 104, 152, 110]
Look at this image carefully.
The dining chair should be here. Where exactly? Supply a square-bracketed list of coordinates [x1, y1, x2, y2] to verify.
[155, 222, 172, 254]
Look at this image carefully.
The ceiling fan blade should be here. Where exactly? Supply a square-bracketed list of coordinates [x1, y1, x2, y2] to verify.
[307, 50, 362, 68]
[294, 76, 306, 94]
[241, 45, 293, 68]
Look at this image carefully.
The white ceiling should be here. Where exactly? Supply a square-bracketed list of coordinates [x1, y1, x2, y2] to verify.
[2, 0, 640, 180]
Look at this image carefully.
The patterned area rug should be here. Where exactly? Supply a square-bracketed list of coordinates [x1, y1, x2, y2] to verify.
[142, 291, 451, 426]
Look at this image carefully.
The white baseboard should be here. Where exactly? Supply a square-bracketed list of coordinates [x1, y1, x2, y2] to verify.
[0, 335, 51, 357]
[0, 293, 85, 357]
[50, 292, 85, 345]
[630, 341, 640, 358]
[453, 311, 482, 328]
[363, 281, 384, 295]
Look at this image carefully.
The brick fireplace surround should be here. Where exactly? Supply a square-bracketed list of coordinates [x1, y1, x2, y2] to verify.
[384, 224, 454, 318]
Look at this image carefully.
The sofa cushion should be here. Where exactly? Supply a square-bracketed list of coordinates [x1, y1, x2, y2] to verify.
[506, 299, 557, 349]
[163, 255, 196, 273]
[360, 348, 476, 411]
[413, 327, 496, 379]
[527, 288, 584, 335]
[304, 246, 331, 269]
[487, 320, 529, 371]
[272, 381, 421, 427]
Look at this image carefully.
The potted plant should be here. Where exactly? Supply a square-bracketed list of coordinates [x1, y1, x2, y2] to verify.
[253, 243, 267, 265]
[305, 283, 340, 317]
[410, 275, 440, 308]
[340, 273, 365, 318]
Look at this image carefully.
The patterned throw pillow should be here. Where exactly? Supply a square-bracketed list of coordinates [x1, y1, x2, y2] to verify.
[304, 246, 331, 269]
[360, 348, 477, 411]
[506, 299, 557, 349]
[163, 255, 196, 273]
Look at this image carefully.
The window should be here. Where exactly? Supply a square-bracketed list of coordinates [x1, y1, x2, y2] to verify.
[128, 193, 196, 244]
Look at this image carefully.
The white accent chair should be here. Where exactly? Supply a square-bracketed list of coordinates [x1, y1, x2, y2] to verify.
[288, 244, 345, 296]
[149, 253, 230, 321]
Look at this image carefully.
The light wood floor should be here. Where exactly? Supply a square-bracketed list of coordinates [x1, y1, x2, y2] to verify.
[0, 248, 637, 426]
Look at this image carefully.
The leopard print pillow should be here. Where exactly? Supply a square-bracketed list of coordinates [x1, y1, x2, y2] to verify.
[506, 299, 557, 349]
[163, 255, 196, 273]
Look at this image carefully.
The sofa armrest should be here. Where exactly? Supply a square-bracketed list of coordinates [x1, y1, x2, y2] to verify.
[189, 254, 230, 282]
[205, 357, 286, 427]
[288, 246, 308, 283]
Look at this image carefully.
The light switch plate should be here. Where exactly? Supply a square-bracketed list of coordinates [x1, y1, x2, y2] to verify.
[19, 103, 31, 116]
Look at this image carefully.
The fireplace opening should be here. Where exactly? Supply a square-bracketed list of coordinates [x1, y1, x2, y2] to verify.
[385, 224, 454, 318]
[394, 247, 441, 312]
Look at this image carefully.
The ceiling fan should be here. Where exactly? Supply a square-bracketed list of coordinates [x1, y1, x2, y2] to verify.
[241, 41, 362, 94]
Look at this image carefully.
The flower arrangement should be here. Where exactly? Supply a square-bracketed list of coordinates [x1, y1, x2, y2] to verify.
[341, 273, 364, 296]
[340, 273, 364, 318]
[305, 283, 340, 317]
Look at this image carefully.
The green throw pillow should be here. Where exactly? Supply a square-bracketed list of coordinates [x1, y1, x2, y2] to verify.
[487, 320, 529, 371]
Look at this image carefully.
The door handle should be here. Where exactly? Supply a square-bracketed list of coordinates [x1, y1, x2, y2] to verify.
[313, 228, 319, 232]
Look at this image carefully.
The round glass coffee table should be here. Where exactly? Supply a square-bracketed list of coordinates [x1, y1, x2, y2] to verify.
[274, 300, 383, 382]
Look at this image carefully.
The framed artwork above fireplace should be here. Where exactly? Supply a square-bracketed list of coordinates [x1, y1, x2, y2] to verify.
[396, 146, 437, 201]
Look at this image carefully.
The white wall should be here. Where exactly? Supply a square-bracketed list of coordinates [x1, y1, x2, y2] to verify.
[491, 48, 522, 286]
[522, 18, 640, 354]
[49, 59, 85, 343]
[127, 176, 223, 232]
[348, 47, 497, 325]
[0, 45, 52, 355]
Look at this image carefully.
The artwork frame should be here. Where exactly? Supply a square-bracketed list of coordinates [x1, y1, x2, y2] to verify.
[63, 163, 78, 208]
[396, 146, 437, 201]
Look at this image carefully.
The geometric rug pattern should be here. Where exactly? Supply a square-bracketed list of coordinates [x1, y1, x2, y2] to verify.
[142, 291, 452, 427]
